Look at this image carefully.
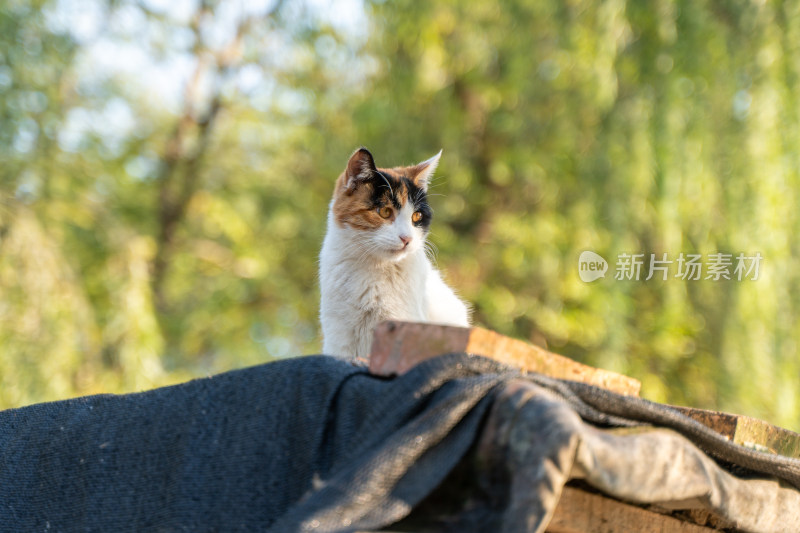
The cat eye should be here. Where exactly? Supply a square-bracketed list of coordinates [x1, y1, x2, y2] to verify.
[412, 211, 423, 223]
[377, 206, 393, 219]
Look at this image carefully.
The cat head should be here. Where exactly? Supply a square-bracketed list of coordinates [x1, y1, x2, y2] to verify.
[331, 147, 441, 262]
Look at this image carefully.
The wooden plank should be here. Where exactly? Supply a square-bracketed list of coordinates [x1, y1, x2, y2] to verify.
[368, 321, 800, 460]
[545, 487, 716, 532]
[368, 321, 641, 396]
[672, 406, 800, 460]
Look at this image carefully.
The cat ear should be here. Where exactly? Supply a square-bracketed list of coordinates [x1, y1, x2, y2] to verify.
[410, 150, 442, 191]
[344, 147, 377, 193]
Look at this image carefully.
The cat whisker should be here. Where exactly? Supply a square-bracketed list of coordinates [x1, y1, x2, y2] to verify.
[424, 241, 439, 264]
[427, 175, 443, 187]
[378, 173, 394, 197]
[342, 239, 374, 264]
[424, 248, 435, 264]
[353, 242, 376, 264]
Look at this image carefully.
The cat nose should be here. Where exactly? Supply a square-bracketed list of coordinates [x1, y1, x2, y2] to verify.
[399, 235, 412, 247]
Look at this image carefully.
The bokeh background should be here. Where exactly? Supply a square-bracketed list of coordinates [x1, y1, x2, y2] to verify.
[2, 0, 799, 431]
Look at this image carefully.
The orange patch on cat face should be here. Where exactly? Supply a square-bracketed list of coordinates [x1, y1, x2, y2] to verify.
[332, 177, 384, 230]
[332, 167, 410, 230]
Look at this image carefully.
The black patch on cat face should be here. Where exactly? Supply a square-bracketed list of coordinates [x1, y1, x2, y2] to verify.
[403, 177, 433, 231]
[367, 171, 433, 232]
[368, 171, 400, 209]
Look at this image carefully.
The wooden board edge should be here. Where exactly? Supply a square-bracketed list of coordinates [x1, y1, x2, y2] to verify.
[545, 487, 718, 532]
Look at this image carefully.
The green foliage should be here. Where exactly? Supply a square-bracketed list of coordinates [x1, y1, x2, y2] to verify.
[1, 0, 798, 430]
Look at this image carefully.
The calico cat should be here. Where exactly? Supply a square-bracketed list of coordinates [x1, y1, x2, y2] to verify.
[319, 147, 470, 360]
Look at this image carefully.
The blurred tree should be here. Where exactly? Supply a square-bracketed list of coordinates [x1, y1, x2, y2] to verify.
[356, 0, 800, 429]
[0, 0, 797, 431]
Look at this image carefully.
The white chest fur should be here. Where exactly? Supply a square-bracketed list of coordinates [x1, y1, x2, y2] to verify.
[319, 213, 469, 360]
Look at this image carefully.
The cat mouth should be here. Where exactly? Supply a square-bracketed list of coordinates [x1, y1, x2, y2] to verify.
[387, 246, 410, 257]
